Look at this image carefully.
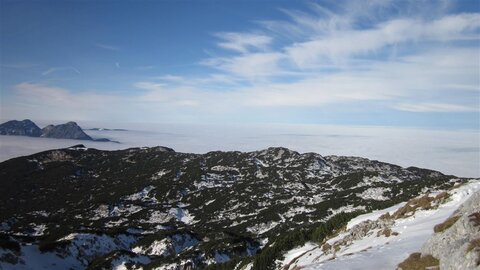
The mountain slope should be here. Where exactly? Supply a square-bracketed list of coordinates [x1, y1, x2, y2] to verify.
[0, 145, 469, 269]
[41, 122, 93, 140]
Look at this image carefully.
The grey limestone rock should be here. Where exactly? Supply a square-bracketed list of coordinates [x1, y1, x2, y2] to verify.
[420, 190, 480, 269]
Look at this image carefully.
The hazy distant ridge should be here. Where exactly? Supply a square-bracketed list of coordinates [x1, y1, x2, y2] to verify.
[0, 119, 115, 142]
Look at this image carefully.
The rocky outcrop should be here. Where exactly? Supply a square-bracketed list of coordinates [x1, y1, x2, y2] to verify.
[0, 119, 42, 137]
[419, 190, 480, 269]
[41, 122, 92, 140]
[321, 217, 395, 256]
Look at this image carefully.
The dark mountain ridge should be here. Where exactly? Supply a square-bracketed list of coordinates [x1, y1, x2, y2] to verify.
[0, 145, 469, 269]
[0, 119, 117, 142]
[41, 121, 93, 140]
[0, 119, 42, 137]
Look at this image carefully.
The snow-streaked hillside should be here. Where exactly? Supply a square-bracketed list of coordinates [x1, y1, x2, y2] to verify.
[281, 180, 480, 270]
[0, 145, 474, 269]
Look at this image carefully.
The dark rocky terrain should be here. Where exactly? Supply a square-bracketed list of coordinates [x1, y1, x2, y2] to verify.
[0, 145, 467, 269]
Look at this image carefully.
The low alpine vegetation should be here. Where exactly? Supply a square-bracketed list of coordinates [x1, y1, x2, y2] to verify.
[433, 215, 461, 233]
[397, 252, 439, 270]
[0, 146, 465, 269]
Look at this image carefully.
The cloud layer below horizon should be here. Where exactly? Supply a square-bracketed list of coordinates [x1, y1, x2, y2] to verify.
[0, 122, 478, 177]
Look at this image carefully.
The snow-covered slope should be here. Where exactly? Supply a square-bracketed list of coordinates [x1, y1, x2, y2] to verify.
[281, 180, 480, 270]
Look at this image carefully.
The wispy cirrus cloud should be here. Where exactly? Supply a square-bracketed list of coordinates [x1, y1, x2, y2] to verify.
[193, 1, 479, 114]
[285, 13, 480, 68]
[214, 32, 273, 53]
[394, 102, 479, 113]
[4, 0, 480, 125]
[95, 43, 120, 51]
[202, 52, 284, 79]
[42, 66, 81, 76]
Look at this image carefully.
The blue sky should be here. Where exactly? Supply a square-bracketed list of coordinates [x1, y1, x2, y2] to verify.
[1, 0, 479, 129]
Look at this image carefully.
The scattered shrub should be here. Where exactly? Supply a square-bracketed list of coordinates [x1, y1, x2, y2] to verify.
[321, 243, 331, 253]
[433, 215, 460, 233]
[377, 228, 392, 237]
[468, 212, 480, 227]
[397, 252, 439, 270]
[392, 204, 416, 219]
[434, 191, 449, 202]
[392, 193, 450, 220]
[466, 238, 480, 253]
[379, 212, 391, 220]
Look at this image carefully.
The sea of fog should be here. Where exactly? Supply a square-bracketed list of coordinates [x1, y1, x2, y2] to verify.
[0, 122, 478, 178]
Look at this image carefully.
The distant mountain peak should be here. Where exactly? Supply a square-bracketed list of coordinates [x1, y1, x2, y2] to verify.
[41, 122, 92, 140]
[0, 119, 42, 137]
[0, 119, 116, 142]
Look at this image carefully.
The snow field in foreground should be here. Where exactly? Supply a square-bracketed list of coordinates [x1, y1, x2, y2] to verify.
[283, 180, 480, 270]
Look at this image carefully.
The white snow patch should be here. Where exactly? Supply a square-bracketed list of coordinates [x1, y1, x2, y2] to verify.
[356, 187, 391, 201]
[91, 203, 143, 220]
[141, 210, 171, 224]
[132, 233, 199, 257]
[141, 207, 195, 225]
[28, 223, 47, 236]
[29, 210, 50, 217]
[91, 204, 110, 220]
[151, 170, 169, 180]
[132, 240, 170, 256]
[169, 207, 196, 224]
[110, 204, 143, 217]
[254, 158, 269, 168]
[327, 205, 365, 217]
[123, 185, 158, 203]
[211, 165, 239, 172]
[240, 262, 253, 270]
[247, 221, 279, 235]
[205, 199, 216, 205]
